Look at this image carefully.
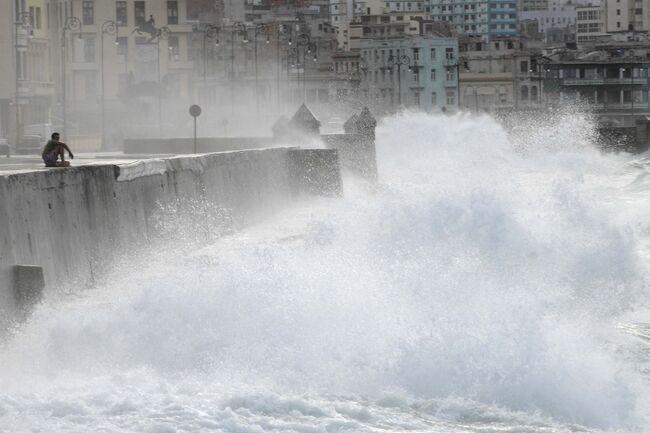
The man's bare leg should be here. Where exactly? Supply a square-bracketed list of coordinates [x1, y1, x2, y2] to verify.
[56, 146, 70, 167]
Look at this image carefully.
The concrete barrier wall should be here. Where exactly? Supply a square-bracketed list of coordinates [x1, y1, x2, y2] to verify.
[0, 147, 341, 323]
[124, 137, 276, 154]
[125, 135, 378, 183]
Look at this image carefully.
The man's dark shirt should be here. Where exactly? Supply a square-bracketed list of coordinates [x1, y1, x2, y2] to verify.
[42, 140, 70, 156]
[42, 140, 59, 156]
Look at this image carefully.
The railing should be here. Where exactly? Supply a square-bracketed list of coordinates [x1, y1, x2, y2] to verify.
[561, 77, 649, 86]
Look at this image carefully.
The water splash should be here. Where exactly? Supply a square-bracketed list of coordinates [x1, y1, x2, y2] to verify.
[1, 111, 649, 432]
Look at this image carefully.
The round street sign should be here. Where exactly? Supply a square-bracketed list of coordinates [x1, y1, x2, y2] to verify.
[189, 104, 202, 117]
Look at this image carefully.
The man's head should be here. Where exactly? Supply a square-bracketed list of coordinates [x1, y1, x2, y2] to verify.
[51, 132, 60, 141]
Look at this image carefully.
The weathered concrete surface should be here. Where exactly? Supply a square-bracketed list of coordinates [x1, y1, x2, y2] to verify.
[0, 148, 341, 323]
[124, 137, 275, 155]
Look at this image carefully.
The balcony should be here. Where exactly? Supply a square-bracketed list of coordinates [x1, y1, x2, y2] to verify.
[561, 77, 649, 86]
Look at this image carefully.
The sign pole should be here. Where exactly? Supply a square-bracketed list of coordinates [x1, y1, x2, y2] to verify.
[189, 104, 202, 154]
[193, 116, 197, 154]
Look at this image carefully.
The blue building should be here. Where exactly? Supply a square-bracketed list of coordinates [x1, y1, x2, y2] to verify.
[359, 36, 460, 112]
[428, 0, 518, 41]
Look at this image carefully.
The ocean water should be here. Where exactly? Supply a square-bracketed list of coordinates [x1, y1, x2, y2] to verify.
[1, 111, 650, 432]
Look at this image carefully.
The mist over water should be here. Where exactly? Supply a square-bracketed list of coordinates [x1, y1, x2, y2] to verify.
[2, 112, 650, 432]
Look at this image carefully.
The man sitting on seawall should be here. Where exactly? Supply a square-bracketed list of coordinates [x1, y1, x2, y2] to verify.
[42, 132, 74, 167]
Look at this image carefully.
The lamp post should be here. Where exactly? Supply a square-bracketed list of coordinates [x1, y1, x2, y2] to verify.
[14, 11, 31, 151]
[249, 24, 270, 114]
[155, 26, 171, 135]
[277, 24, 289, 111]
[202, 24, 220, 88]
[386, 54, 410, 107]
[230, 22, 247, 115]
[61, 16, 81, 140]
[295, 34, 317, 102]
[101, 20, 118, 150]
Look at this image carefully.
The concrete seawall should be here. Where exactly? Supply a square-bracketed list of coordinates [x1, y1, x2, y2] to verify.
[0, 147, 341, 322]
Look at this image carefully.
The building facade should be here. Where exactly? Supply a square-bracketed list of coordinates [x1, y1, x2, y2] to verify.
[0, 0, 54, 147]
[359, 35, 459, 112]
[604, 0, 650, 32]
[544, 43, 650, 126]
[458, 36, 544, 110]
[576, 3, 606, 44]
[49, 0, 196, 146]
[429, 0, 518, 41]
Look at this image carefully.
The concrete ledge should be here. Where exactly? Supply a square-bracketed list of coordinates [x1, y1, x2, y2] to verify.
[0, 147, 343, 318]
[124, 137, 275, 154]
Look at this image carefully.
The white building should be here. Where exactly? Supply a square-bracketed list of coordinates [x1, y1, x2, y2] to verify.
[576, 3, 606, 44]
[603, 0, 650, 32]
[518, 0, 577, 35]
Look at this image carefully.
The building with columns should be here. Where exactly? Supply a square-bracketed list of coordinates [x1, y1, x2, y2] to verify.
[55, 0, 195, 147]
[544, 43, 650, 126]
[0, 0, 54, 149]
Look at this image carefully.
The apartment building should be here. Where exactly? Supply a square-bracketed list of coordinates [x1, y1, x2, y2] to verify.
[458, 36, 543, 110]
[49, 0, 195, 145]
[0, 0, 54, 146]
[359, 35, 459, 111]
[519, 0, 549, 11]
[544, 43, 650, 126]
[604, 0, 650, 32]
[518, 0, 576, 36]
[429, 0, 518, 41]
[576, 3, 606, 44]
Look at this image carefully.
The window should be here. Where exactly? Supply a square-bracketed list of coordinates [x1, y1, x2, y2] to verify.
[168, 35, 179, 62]
[413, 70, 419, 83]
[167, 1, 178, 25]
[431, 68, 436, 80]
[83, 35, 96, 62]
[116, 1, 127, 26]
[414, 91, 420, 106]
[432, 92, 437, 107]
[445, 47, 454, 60]
[446, 89, 455, 105]
[413, 48, 420, 61]
[82, 0, 94, 25]
[430, 48, 436, 59]
[446, 67, 454, 80]
[616, 9, 620, 15]
[135, 1, 146, 26]
[116, 37, 127, 62]
[521, 86, 529, 100]
[520, 60, 528, 73]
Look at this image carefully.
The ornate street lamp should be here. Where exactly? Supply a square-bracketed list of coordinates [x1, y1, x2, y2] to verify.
[61, 16, 81, 140]
[101, 20, 118, 150]
[295, 34, 317, 102]
[386, 54, 411, 107]
[230, 22, 247, 115]
[201, 24, 220, 87]
[155, 26, 171, 135]
[248, 23, 271, 113]
[14, 11, 32, 152]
